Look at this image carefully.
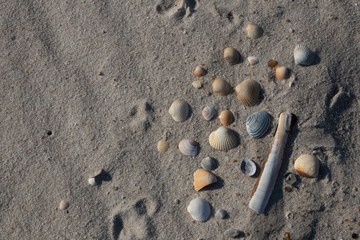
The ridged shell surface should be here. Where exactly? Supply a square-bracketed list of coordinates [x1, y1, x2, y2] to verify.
[187, 198, 211, 222]
[168, 99, 189, 122]
[246, 23, 263, 39]
[209, 126, 238, 151]
[294, 44, 314, 66]
[193, 169, 217, 191]
[202, 107, 217, 121]
[178, 139, 199, 156]
[235, 79, 260, 107]
[246, 111, 271, 138]
[294, 154, 320, 178]
[240, 158, 257, 176]
[223, 47, 240, 65]
[201, 157, 218, 171]
[212, 78, 230, 96]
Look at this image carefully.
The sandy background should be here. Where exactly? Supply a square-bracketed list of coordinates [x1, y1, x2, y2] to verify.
[1, 0, 359, 239]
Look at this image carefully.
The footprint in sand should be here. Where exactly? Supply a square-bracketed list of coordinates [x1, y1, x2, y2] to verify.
[129, 99, 155, 132]
[156, 0, 197, 20]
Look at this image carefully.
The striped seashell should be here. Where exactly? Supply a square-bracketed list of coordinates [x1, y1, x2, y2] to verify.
[168, 99, 189, 122]
[202, 107, 217, 121]
[209, 126, 238, 151]
[294, 44, 315, 66]
[248, 56, 259, 66]
[294, 154, 320, 178]
[193, 66, 207, 77]
[235, 79, 261, 107]
[246, 111, 271, 138]
[187, 198, 211, 222]
[201, 157, 218, 171]
[178, 139, 199, 156]
[275, 65, 290, 80]
[240, 158, 257, 176]
[219, 110, 234, 126]
[223, 47, 240, 65]
[212, 78, 231, 96]
[246, 23, 263, 39]
[157, 140, 169, 153]
[193, 169, 217, 191]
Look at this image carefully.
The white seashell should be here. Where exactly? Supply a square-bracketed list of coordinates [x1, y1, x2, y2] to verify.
[246, 23, 263, 39]
[157, 140, 169, 153]
[294, 44, 315, 66]
[240, 158, 257, 176]
[294, 154, 320, 178]
[88, 177, 97, 186]
[201, 157, 218, 171]
[209, 126, 238, 151]
[168, 99, 189, 122]
[178, 139, 199, 156]
[201, 107, 216, 121]
[59, 200, 69, 210]
[246, 111, 271, 138]
[223, 47, 240, 65]
[248, 56, 259, 66]
[193, 169, 217, 191]
[187, 198, 211, 222]
[192, 80, 202, 89]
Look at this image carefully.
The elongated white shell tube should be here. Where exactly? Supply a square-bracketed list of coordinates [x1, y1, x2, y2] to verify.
[249, 112, 296, 214]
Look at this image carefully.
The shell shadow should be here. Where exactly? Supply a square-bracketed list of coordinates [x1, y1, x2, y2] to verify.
[95, 170, 112, 186]
[312, 52, 321, 65]
[187, 104, 193, 121]
[256, 87, 265, 106]
[250, 161, 261, 178]
[201, 176, 225, 191]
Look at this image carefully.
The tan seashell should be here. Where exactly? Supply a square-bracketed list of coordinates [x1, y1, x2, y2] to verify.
[275, 66, 290, 80]
[59, 200, 69, 210]
[246, 23, 263, 39]
[235, 79, 260, 107]
[193, 169, 217, 191]
[219, 110, 234, 126]
[294, 154, 320, 178]
[157, 140, 169, 153]
[212, 78, 230, 96]
[209, 126, 238, 151]
[248, 56, 259, 66]
[223, 47, 240, 65]
[192, 80, 202, 89]
[179, 139, 199, 156]
[168, 99, 189, 122]
[193, 66, 207, 77]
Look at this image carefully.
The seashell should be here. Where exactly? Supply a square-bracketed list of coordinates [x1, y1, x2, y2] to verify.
[294, 44, 315, 66]
[187, 198, 211, 222]
[193, 169, 217, 191]
[168, 99, 189, 122]
[178, 139, 199, 156]
[157, 140, 169, 153]
[284, 172, 297, 185]
[193, 66, 207, 77]
[201, 107, 217, 121]
[240, 158, 257, 176]
[192, 80, 202, 89]
[246, 111, 271, 138]
[88, 177, 97, 186]
[294, 154, 320, 178]
[268, 59, 278, 69]
[246, 23, 264, 39]
[212, 78, 231, 96]
[235, 79, 261, 107]
[201, 156, 218, 171]
[223, 47, 240, 65]
[224, 228, 241, 238]
[209, 126, 238, 151]
[275, 65, 290, 80]
[215, 209, 227, 219]
[219, 110, 235, 126]
[59, 200, 69, 210]
[248, 56, 259, 66]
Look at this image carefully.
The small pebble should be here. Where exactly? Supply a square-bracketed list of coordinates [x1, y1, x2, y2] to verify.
[192, 80, 202, 89]
[284, 172, 297, 185]
[88, 177, 97, 186]
[59, 200, 69, 210]
[173, 199, 180, 204]
[215, 209, 227, 219]
[224, 228, 241, 238]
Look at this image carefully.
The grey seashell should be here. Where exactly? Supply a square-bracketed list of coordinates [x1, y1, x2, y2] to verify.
[240, 158, 257, 177]
[201, 107, 216, 121]
[178, 139, 199, 156]
[168, 99, 189, 122]
[215, 209, 227, 219]
[224, 228, 241, 238]
[201, 157, 218, 171]
[294, 44, 315, 66]
[246, 111, 271, 138]
[187, 198, 211, 222]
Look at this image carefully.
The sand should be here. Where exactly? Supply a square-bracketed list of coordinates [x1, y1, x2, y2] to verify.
[1, 0, 359, 239]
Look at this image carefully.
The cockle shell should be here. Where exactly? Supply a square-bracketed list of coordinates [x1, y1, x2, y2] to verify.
[294, 44, 315, 66]
[224, 47, 240, 65]
[219, 110, 234, 126]
[209, 126, 238, 151]
[240, 158, 257, 176]
[246, 111, 271, 138]
[157, 140, 169, 153]
[212, 78, 231, 96]
[201, 157, 218, 171]
[202, 107, 217, 121]
[178, 139, 199, 156]
[193, 66, 207, 77]
[187, 198, 211, 222]
[275, 66, 290, 80]
[248, 56, 259, 66]
[246, 23, 264, 39]
[294, 154, 320, 178]
[168, 99, 189, 122]
[193, 169, 217, 191]
[235, 79, 261, 107]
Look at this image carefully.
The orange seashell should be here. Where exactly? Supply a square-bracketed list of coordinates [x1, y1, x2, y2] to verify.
[268, 59, 277, 69]
[275, 66, 290, 80]
[193, 169, 217, 191]
[193, 66, 207, 77]
[219, 110, 234, 126]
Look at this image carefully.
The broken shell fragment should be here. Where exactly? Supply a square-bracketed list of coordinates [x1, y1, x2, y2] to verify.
[294, 44, 315, 66]
[275, 66, 290, 80]
[246, 111, 271, 139]
[157, 140, 169, 153]
[212, 78, 231, 96]
[240, 158, 257, 176]
[59, 200, 69, 210]
[246, 23, 264, 39]
[187, 198, 211, 222]
[284, 172, 297, 185]
[248, 56, 259, 66]
[192, 80, 202, 89]
[209, 126, 238, 151]
[235, 79, 261, 107]
[219, 110, 235, 126]
[224, 47, 240, 65]
[178, 139, 199, 156]
[193, 169, 217, 191]
[88, 177, 97, 186]
[201, 157, 218, 171]
[193, 66, 207, 77]
[168, 99, 189, 122]
[202, 107, 217, 121]
[294, 154, 320, 178]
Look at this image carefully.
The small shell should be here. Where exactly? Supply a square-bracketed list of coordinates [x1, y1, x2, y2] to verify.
[212, 78, 231, 96]
[59, 200, 69, 210]
[187, 198, 211, 222]
[246, 23, 264, 39]
[294, 154, 320, 178]
[193, 169, 217, 191]
[168, 99, 189, 122]
[209, 126, 238, 151]
[235, 79, 261, 107]
[275, 65, 290, 80]
[88, 177, 97, 186]
[219, 110, 234, 126]
[246, 111, 271, 138]
[240, 158, 257, 176]
[223, 47, 240, 65]
[201, 107, 217, 121]
[294, 44, 315, 66]
[284, 172, 297, 185]
[157, 140, 169, 153]
[192, 80, 202, 89]
[268, 59, 278, 69]
[179, 139, 199, 156]
[193, 66, 207, 77]
[215, 209, 227, 219]
[248, 56, 259, 66]
[201, 157, 218, 171]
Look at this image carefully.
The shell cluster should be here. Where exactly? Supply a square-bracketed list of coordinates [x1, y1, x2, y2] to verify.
[168, 99, 189, 122]
[187, 198, 211, 222]
[212, 78, 231, 96]
[178, 139, 199, 156]
[193, 168, 217, 191]
[201, 107, 216, 121]
[246, 111, 271, 138]
[235, 79, 261, 107]
[209, 126, 238, 151]
[294, 154, 320, 178]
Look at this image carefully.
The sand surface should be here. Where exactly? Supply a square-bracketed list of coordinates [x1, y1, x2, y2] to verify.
[1, 0, 359, 239]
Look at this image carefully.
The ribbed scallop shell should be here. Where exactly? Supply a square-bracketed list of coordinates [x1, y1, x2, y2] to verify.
[202, 107, 217, 121]
[294, 154, 320, 178]
[219, 110, 234, 126]
[193, 169, 217, 191]
[235, 79, 260, 107]
[187, 198, 211, 222]
[294, 44, 314, 66]
[209, 126, 238, 151]
[246, 23, 263, 39]
[201, 157, 218, 171]
[168, 99, 189, 122]
[178, 139, 199, 156]
[240, 158, 257, 176]
[275, 66, 290, 80]
[246, 111, 271, 138]
[223, 47, 240, 65]
[212, 78, 230, 96]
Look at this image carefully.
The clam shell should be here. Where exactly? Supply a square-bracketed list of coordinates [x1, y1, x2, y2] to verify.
[212, 78, 230, 96]
[246, 23, 263, 39]
[294, 154, 320, 178]
[209, 126, 238, 151]
[246, 111, 271, 138]
[240, 158, 257, 176]
[223, 47, 240, 65]
[219, 110, 234, 126]
[248, 56, 259, 66]
[178, 139, 199, 156]
[193, 66, 207, 77]
[157, 140, 169, 153]
[59, 200, 69, 210]
[275, 66, 290, 80]
[294, 44, 314, 66]
[192, 80, 202, 89]
[168, 99, 189, 122]
[193, 169, 217, 191]
[201, 157, 218, 171]
[187, 198, 211, 222]
[235, 79, 260, 107]
[202, 107, 216, 121]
